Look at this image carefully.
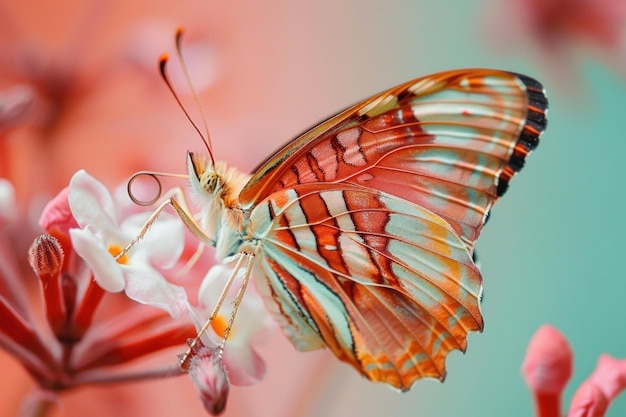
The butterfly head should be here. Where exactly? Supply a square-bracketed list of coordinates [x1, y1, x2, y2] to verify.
[189, 152, 222, 195]
[187, 151, 251, 259]
[187, 151, 250, 209]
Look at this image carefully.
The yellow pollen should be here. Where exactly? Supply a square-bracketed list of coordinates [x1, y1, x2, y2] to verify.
[108, 244, 129, 265]
[211, 315, 229, 339]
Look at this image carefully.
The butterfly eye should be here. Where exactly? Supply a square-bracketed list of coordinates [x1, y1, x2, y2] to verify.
[201, 171, 222, 195]
[187, 151, 220, 195]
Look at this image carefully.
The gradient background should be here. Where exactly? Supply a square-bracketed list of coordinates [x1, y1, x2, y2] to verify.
[2, 0, 625, 416]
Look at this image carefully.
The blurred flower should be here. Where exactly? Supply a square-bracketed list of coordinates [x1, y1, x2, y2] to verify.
[0, 84, 36, 132]
[515, 0, 626, 51]
[0, 1, 218, 206]
[522, 325, 573, 417]
[522, 325, 626, 417]
[484, 0, 626, 91]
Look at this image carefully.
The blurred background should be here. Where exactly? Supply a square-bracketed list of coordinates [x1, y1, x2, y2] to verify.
[1, 0, 625, 416]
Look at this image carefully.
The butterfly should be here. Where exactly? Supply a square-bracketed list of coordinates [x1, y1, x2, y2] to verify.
[166, 68, 548, 391]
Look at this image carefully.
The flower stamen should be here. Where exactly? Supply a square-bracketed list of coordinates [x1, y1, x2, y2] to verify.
[210, 315, 229, 340]
[108, 244, 129, 265]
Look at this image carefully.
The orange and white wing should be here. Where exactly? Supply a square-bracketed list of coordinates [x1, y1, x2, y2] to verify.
[250, 183, 483, 390]
[240, 69, 548, 389]
[241, 69, 547, 251]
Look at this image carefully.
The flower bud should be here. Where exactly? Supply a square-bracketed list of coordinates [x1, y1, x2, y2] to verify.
[188, 346, 230, 415]
[28, 234, 64, 278]
[522, 325, 573, 417]
[522, 325, 573, 394]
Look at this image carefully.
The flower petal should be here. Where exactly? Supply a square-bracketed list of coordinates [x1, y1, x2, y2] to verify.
[567, 381, 609, 417]
[123, 264, 187, 317]
[588, 354, 626, 401]
[39, 186, 79, 234]
[68, 170, 118, 231]
[121, 212, 184, 269]
[70, 228, 125, 292]
[195, 263, 271, 386]
[223, 344, 266, 386]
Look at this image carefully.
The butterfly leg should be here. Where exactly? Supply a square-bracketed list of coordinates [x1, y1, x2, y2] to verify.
[116, 191, 215, 262]
[179, 252, 256, 370]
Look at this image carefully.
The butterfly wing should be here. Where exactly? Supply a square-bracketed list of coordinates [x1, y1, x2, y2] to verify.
[239, 69, 547, 389]
[240, 69, 547, 251]
[249, 183, 483, 389]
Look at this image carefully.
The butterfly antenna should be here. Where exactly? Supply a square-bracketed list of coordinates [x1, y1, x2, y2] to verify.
[158, 53, 216, 166]
[175, 27, 215, 165]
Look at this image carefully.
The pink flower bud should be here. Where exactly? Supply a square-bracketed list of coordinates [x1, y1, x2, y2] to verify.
[567, 355, 626, 417]
[522, 325, 573, 394]
[522, 325, 573, 417]
[188, 346, 230, 415]
[568, 381, 609, 417]
[39, 187, 78, 235]
[28, 234, 64, 278]
[588, 355, 626, 401]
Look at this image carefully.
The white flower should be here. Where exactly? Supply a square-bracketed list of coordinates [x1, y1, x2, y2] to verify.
[68, 170, 187, 317]
[191, 261, 274, 386]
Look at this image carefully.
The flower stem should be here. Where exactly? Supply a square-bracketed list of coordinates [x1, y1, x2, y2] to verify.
[21, 389, 58, 417]
[533, 392, 561, 417]
[71, 273, 105, 337]
[27, 397, 55, 417]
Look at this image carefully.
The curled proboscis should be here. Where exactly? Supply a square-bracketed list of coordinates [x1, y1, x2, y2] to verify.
[127, 171, 163, 206]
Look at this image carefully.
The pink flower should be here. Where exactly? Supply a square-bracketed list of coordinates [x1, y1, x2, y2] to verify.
[515, 0, 626, 50]
[568, 355, 626, 417]
[522, 325, 573, 417]
[522, 325, 626, 417]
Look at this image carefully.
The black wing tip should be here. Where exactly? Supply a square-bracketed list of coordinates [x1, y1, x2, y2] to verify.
[496, 72, 549, 197]
[515, 72, 549, 144]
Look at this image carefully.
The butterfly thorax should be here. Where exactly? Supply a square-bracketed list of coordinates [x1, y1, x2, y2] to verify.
[187, 152, 254, 260]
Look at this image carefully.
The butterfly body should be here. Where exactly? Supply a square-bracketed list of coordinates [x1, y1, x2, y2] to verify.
[188, 69, 548, 391]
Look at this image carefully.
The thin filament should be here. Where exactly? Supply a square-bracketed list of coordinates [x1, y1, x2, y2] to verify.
[158, 54, 215, 166]
[175, 28, 215, 164]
